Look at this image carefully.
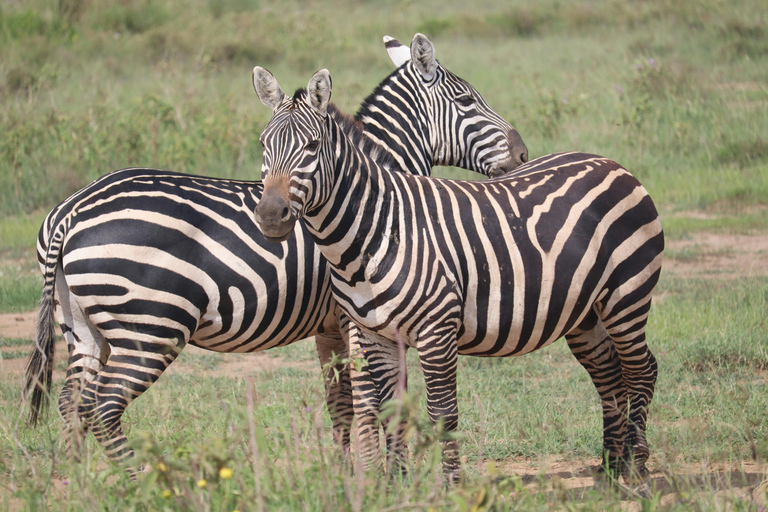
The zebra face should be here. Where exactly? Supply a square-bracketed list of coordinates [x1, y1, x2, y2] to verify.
[253, 67, 332, 242]
[401, 33, 529, 176]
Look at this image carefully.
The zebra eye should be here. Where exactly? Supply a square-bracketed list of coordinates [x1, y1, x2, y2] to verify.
[456, 94, 475, 107]
[305, 140, 320, 152]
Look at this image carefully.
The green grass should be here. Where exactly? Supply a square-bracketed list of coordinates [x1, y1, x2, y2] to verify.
[0, 214, 44, 313]
[2, 275, 766, 510]
[1, 0, 767, 509]
[0, 349, 28, 360]
[1, 0, 766, 216]
[0, 337, 31, 348]
[0, 262, 41, 313]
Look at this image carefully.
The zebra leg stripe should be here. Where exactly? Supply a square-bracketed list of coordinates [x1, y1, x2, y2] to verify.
[414, 308, 462, 484]
[55, 269, 111, 462]
[315, 331, 353, 450]
[566, 311, 627, 477]
[357, 332, 409, 475]
[343, 317, 382, 470]
[76, 332, 184, 476]
[601, 292, 658, 482]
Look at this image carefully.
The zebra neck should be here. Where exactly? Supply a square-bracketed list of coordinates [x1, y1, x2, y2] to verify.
[355, 69, 433, 176]
[304, 122, 399, 279]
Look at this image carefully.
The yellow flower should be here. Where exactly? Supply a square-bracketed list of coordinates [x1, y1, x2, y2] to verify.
[157, 462, 168, 472]
[219, 467, 233, 480]
[161, 490, 173, 499]
[197, 479, 207, 489]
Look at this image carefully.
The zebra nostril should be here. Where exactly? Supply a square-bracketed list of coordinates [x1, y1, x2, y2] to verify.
[281, 207, 291, 222]
[519, 151, 528, 164]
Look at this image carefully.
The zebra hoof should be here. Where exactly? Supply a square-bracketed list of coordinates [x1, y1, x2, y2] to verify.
[594, 456, 624, 479]
[622, 461, 651, 487]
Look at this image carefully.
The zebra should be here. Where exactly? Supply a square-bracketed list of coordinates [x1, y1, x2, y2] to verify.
[252, 68, 664, 486]
[24, 33, 528, 473]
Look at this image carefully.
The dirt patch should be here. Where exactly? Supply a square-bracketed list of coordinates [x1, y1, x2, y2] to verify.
[664, 232, 768, 278]
[167, 345, 317, 378]
[0, 311, 36, 340]
[499, 457, 768, 509]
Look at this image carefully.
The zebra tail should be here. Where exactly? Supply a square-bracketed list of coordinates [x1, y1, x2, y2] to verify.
[24, 227, 61, 427]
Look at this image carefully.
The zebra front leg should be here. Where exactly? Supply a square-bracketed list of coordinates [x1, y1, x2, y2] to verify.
[415, 325, 461, 485]
[565, 311, 627, 480]
[78, 336, 184, 477]
[315, 330, 353, 451]
[359, 331, 408, 476]
[342, 317, 382, 471]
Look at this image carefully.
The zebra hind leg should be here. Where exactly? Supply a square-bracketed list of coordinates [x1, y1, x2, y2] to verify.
[55, 275, 111, 464]
[599, 293, 658, 486]
[565, 310, 627, 481]
[77, 334, 185, 477]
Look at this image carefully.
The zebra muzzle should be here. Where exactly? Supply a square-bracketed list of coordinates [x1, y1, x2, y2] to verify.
[254, 193, 296, 242]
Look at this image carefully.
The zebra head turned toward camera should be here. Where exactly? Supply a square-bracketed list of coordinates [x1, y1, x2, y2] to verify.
[254, 68, 663, 488]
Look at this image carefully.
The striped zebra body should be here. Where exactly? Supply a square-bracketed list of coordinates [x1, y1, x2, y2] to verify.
[34, 169, 340, 464]
[25, 34, 527, 471]
[253, 70, 663, 485]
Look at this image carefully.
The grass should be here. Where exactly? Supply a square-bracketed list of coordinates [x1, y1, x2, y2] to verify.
[1, 275, 766, 510]
[0, 0, 767, 509]
[0, 261, 41, 314]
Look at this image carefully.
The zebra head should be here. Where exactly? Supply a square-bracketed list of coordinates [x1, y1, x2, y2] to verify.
[374, 33, 528, 176]
[252, 67, 333, 242]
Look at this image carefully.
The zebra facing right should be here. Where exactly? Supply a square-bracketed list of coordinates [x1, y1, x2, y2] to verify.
[253, 68, 664, 486]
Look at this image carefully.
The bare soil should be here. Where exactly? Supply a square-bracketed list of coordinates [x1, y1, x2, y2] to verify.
[2, 230, 767, 505]
[0, 311, 36, 340]
[499, 457, 767, 509]
[664, 232, 768, 278]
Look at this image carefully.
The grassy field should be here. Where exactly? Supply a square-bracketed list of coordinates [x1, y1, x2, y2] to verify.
[1, 0, 767, 509]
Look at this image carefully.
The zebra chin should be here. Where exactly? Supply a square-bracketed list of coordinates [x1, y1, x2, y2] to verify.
[254, 219, 296, 242]
[262, 230, 294, 243]
[253, 209, 297, 242]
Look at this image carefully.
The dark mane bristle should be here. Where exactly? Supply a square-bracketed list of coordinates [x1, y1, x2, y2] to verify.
[292, 88, 307, 109]
[329, 103, 402, 173]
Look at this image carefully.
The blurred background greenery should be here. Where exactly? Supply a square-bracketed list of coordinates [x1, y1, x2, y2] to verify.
[1, 0, 766, 217]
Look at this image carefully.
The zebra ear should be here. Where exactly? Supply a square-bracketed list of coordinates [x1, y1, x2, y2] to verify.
[307, 69, 332, 116]
[384, 35, 411, 67]
[411, 33, 437, 81]
[253, 66, 285, 111]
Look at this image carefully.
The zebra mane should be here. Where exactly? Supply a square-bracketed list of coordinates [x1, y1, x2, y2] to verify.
[353, 66, 402, 123]
[291, 88, 403, 174]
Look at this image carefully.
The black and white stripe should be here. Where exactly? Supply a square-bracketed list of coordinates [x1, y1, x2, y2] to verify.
[25, 34, 527, 471]
[253, 69, 663, 485]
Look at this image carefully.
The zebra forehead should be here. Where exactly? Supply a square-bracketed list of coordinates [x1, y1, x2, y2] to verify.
[263, 110, 319, 154]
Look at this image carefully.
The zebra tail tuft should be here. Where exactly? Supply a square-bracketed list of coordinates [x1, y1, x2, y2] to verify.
[24, 232, 61, 427]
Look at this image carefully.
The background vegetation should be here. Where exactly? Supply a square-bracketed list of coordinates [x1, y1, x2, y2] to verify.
[0, 0, 766, 509]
